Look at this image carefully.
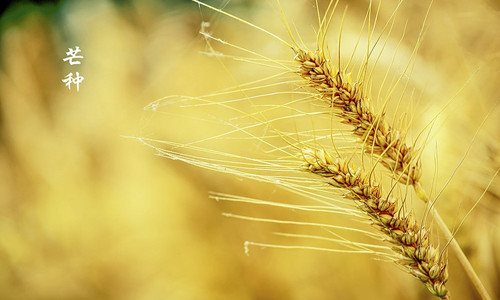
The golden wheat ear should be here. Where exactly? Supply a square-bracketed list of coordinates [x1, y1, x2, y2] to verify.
[293, 47, 421, 185]
[301, 147, 449, 298]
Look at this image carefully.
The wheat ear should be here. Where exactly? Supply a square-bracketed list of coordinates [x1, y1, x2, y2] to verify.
[294, 47, 421, 185]
[301, 147, 450, 299]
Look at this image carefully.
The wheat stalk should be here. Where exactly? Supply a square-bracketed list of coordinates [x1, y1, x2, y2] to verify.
[302, 147, 450, 299]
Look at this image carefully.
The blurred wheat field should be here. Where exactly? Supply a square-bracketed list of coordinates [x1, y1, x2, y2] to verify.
[0, 0, 499, 299]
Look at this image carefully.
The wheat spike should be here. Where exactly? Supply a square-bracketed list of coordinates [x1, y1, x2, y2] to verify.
[294, 48, 422, 186]
[302, 147, 450, 299]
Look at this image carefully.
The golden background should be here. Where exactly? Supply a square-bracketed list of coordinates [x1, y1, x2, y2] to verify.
[0, 0, 498, 299]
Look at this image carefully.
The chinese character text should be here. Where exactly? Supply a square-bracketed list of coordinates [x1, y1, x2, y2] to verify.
[62, 72, 84, 92]
[63, 46, 84, 65]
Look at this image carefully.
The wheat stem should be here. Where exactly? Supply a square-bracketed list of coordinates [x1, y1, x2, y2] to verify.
[415, 185, 492, 300]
